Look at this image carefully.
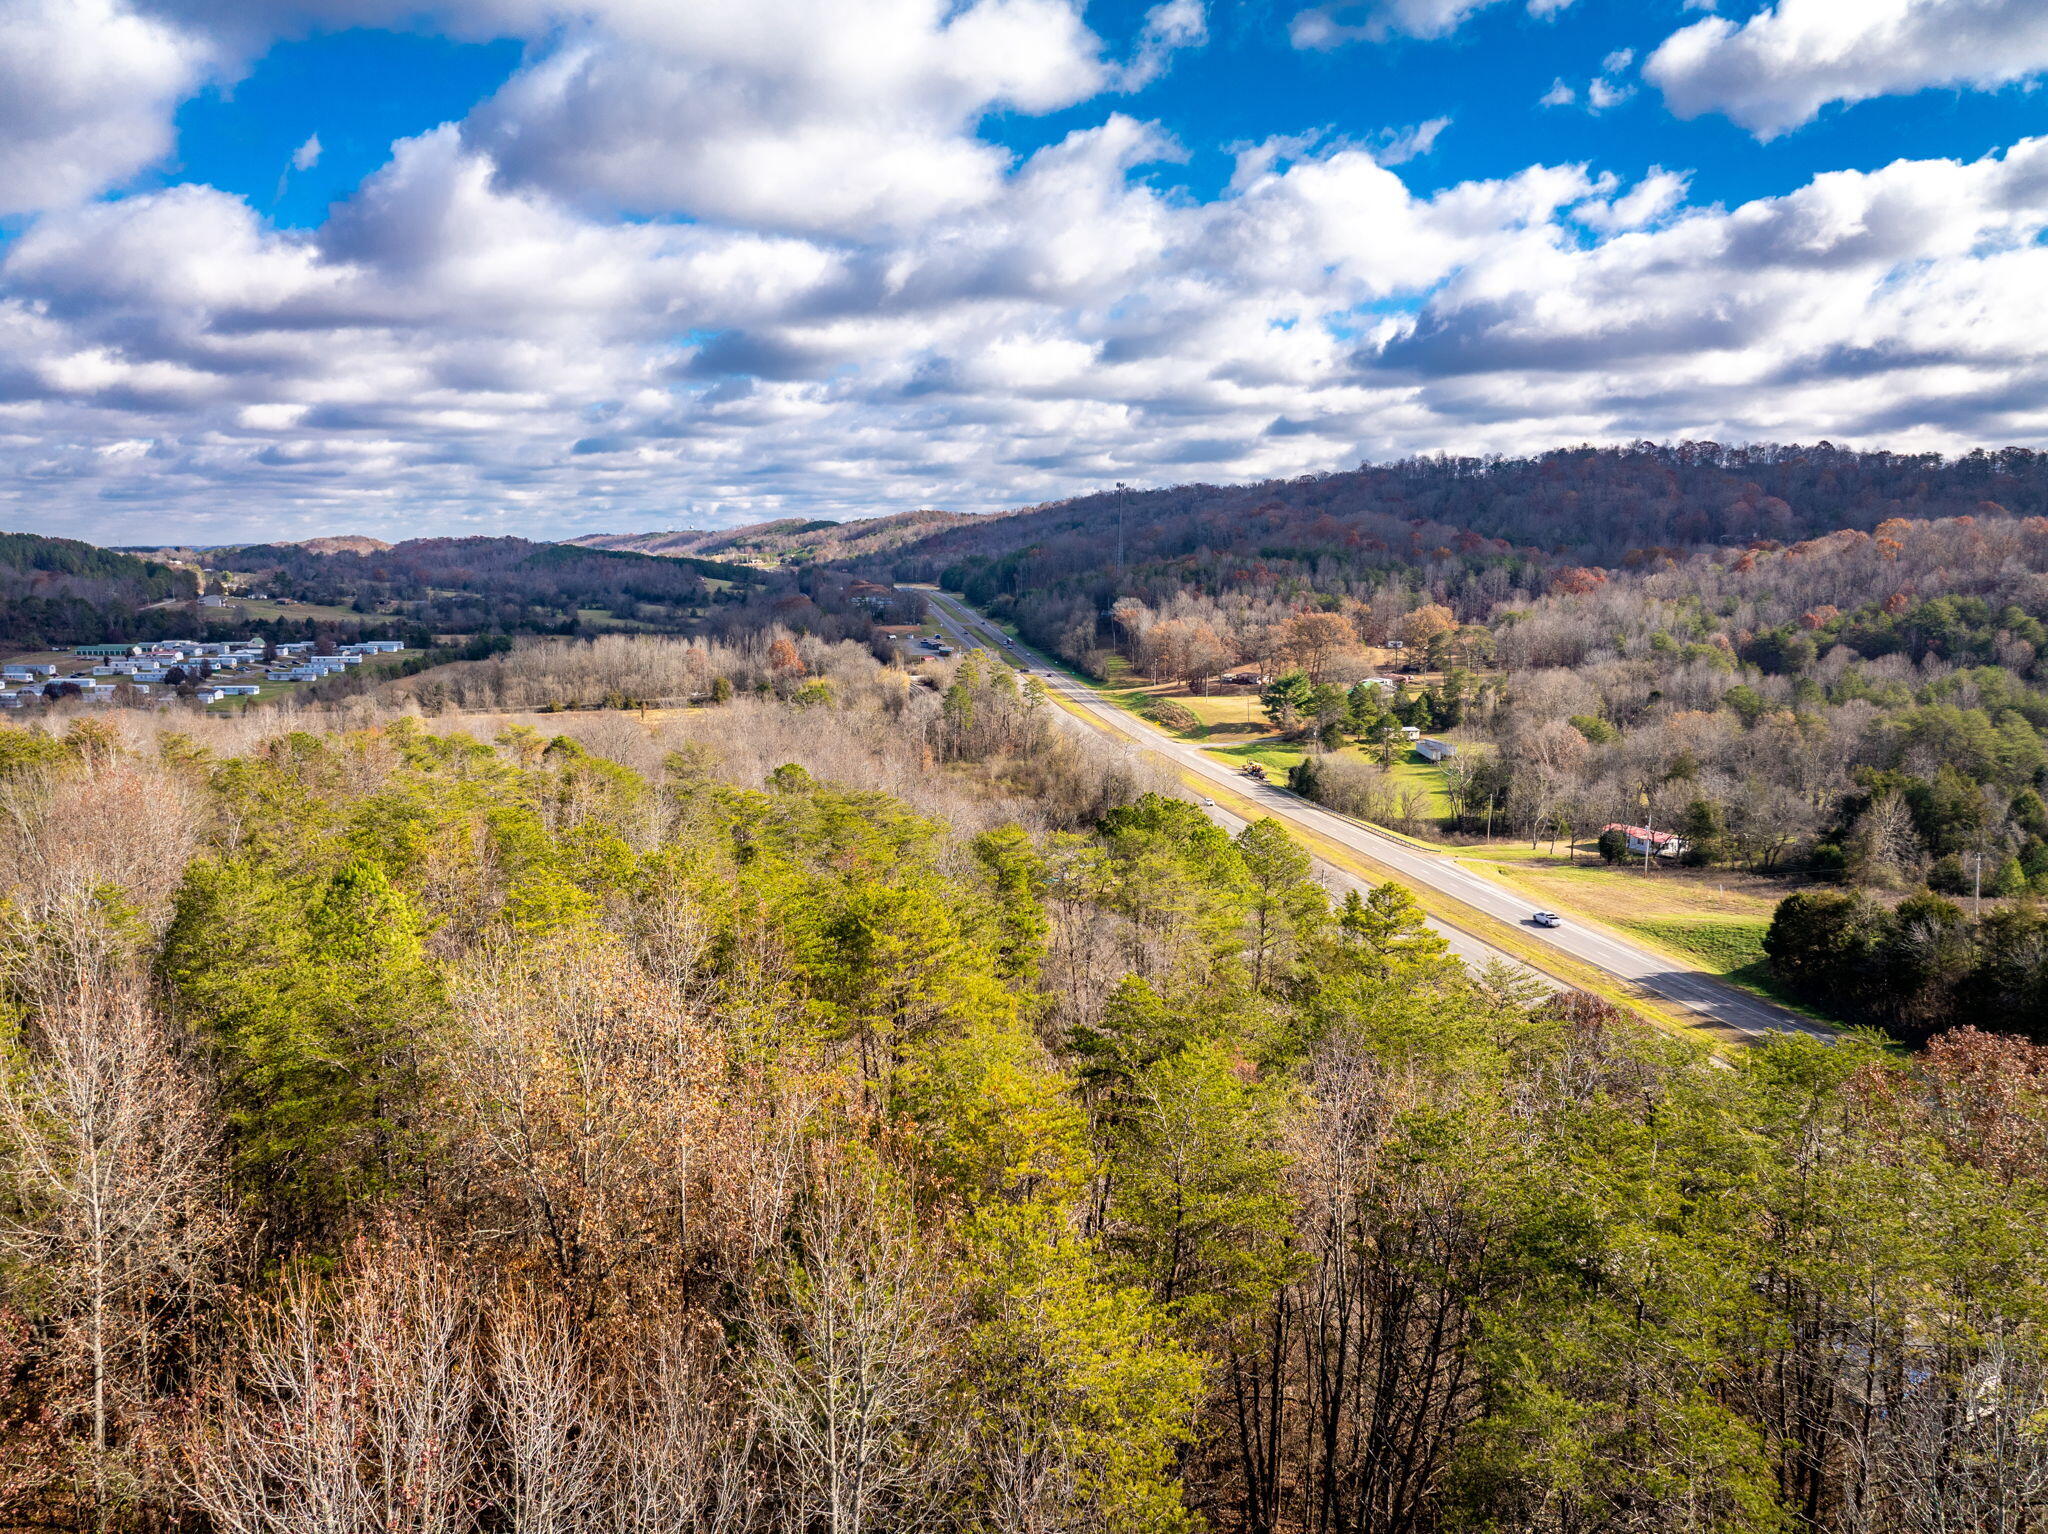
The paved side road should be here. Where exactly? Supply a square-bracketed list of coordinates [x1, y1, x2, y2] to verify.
[911, 586, 1826, 1044]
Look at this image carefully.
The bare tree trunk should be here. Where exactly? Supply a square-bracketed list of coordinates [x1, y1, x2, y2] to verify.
[746, 1170, 958, 1534]
[185, 1233, 478, 1534]
[0, 981, 222, 1531]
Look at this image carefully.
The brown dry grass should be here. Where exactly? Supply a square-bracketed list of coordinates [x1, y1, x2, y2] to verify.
[1466, 857, 1794, 924]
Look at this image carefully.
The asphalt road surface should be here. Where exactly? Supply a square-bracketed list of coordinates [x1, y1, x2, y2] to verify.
[910, 585, 1825, 1044]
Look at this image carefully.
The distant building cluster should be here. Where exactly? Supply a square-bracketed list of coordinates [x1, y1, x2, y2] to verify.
[1, 638, 406, 710]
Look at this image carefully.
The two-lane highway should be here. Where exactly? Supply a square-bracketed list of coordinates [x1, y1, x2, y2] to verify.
[911, 585, 1824, 1044]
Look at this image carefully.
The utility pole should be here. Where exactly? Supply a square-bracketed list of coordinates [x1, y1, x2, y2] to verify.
[1639, 789, 1653, 874]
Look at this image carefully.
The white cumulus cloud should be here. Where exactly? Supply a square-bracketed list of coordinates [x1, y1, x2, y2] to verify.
[1646, 0, 2048, 139]
[0, 0, 220, 214]
[1289, 0, 1573, 47]
[460, 0, 1145, 235]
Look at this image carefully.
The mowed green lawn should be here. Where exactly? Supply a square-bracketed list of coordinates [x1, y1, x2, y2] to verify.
[214, 597, 370, 622]
[1385, 756, 1457, 819]
[1204, 738, 1307, 773]
[1049, 648, 1466, 822]
[1202, 739, 1461, 817]
[1605, 915, 1818, 1010]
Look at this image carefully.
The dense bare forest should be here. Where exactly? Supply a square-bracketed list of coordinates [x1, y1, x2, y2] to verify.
[4, 639, 2048, 1534]
[191, 538, 757, 636]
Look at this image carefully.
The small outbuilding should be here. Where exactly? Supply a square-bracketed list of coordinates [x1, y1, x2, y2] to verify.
[1602, 823, 1688, 859]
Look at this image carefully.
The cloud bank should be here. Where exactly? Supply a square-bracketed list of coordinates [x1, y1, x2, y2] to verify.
[2, 0, 2047, 543]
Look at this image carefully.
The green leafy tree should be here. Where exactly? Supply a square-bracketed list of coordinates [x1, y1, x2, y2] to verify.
[1285, 755, 1323, 799]
[969, 825, 1049, 981]
[899, 1021, 1086, 1206]
[1721, 684, 1767, 726]
[161, 857, 444, 1242]
[1763, 888, 1893, 1015]
[1432, 669, 1470, 729]
[1334, 882, 1451, 979]
[1879, 889, 1975, 1037]
[1305, 683, 1349, 731]
[1097, 796, 1252, 983]
[1259, 671, 1314, 732]
[798, 875, 1015, 1089]
[1989, 854, 2028, 898]
[1679, 798, 1729, 866]
[956, 1213, 1205, 1534]
[1233, 819, 1324, 993]
[1101, 1041, 1298, 1331]
[1070, 976, 1206, 1117]
[1345, 681, 1385, 737]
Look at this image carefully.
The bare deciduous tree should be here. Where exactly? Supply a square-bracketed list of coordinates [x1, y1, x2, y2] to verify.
[186, 1235, 478, 1534]
[0, 984, 221, 1528]
[747, 1174, 959, 1534]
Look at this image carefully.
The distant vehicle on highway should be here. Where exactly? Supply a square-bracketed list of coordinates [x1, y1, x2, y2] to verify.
[1531, 911, 1562, 928]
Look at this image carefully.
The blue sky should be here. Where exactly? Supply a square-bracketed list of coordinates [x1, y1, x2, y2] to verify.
[3, 0, 2048, 543]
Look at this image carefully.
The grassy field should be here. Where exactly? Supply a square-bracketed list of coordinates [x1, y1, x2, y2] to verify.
[1386, 756, 1456, 818]
[1204, 738, 1307, 773]
[0, 649, 78, 671]
[1166, 692, 1267, 733]
[1470, 859, 1788, 924]
[1451, 840, 1566, 861]
[1466, 856, 1825, 1013]
[1604, 916, 1819, 1011]
[1069, 661, 1270, 738]
[1613, 915, 1769, 972]
[574, 608, 665, 632]
[213, 597, 371, 623]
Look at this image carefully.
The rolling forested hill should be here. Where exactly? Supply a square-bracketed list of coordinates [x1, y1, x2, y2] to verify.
[573, 506, 978, 565]
[877, 441, 2048, 614]
[200, 535, 760, 633]
[0, 530, 197, 646]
